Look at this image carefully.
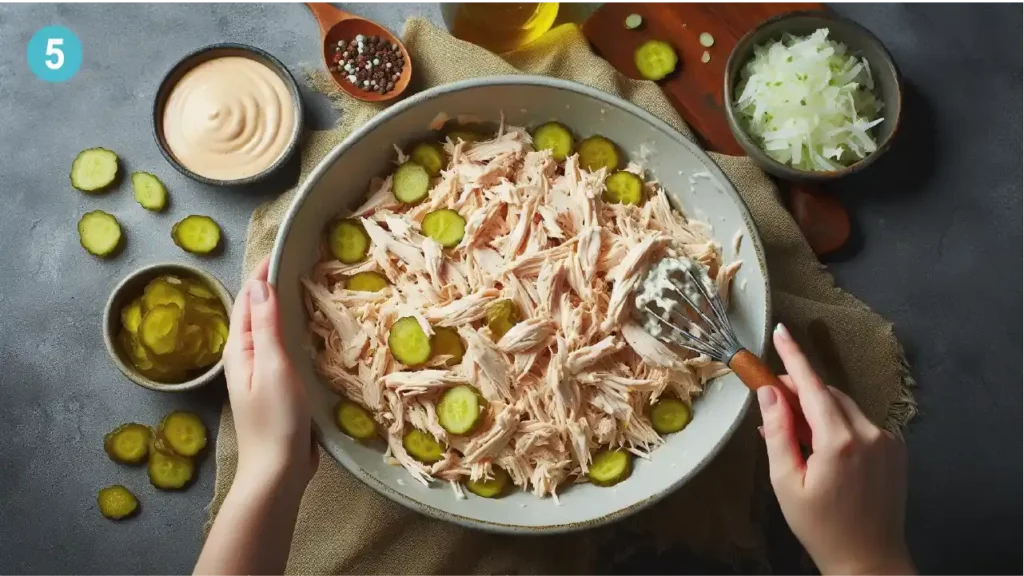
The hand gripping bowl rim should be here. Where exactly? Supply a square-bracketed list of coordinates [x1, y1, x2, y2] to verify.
[268, 75, 772, 534]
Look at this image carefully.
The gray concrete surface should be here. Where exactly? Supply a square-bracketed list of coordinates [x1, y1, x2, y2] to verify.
[0, 3, 1019, 575]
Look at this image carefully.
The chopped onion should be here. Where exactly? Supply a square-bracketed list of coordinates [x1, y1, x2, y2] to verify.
[701, 50, 711, 64]
[699, 32, 715, 48]
[733, 28, 884, 171]
[624, 13, 642, 30]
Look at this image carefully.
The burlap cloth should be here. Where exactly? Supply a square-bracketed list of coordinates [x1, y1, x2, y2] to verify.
[206, 19, 916, 574]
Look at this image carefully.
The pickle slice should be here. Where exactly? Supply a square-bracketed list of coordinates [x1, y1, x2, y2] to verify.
[78, 210, 122, 257]
[421, 208, 466, 248]
[336, 401, 377, 440]
[430, 326, 465, 367]
[466, 468, 510, 498]
[634, 39, 678, 81]
[410, 142, 446, 177]
[120, 297, 143, 335]
[588, 449, 632, 486]
[98, 485, 138, 520]
[159, 411, 207, 457]
[182, 279, 217, 300]
[71, 148, 119, 193]
[148, 448, 195, 490]
[402, 428, 445, 463]
[328, 219, 371, 264]
[171, 215, 221, 255]
[486, 299, 521, 340]
[139, 304, 182, 356]
[437, 385, 481, 435]
[103, 423, 152, 465]
[393, 162, 431, 204]
[388, 316, 431, 366]
[446, 130, 483, 144]
[142, 277, 187, 313]
[650, 398, 692, 434]
[603, 171, 645, 205]
[532, 122, 574, 162]
[346, 271, 389, 292]
[577, 136, 622, 173]
[131, 172, 167, 211]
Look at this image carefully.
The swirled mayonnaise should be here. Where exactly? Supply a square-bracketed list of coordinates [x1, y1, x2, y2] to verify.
[162, 56, 296, 180]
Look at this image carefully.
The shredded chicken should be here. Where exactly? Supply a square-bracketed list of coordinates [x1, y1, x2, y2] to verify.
[303, 120, 740, 499]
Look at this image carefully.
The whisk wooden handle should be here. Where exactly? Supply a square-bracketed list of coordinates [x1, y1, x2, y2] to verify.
[729, 349, 812, 446]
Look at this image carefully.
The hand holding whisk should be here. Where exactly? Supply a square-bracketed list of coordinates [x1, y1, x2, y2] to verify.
[635, 257, 811, 445]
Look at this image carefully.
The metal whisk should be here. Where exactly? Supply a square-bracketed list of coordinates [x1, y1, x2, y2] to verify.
[635, 257, 810, 442]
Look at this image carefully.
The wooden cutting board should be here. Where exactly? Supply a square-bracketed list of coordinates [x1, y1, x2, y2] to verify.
[582, 3, 851, 255]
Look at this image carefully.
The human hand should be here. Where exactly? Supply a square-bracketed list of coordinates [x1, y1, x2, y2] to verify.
[759, 323, 914, 575]
[224, 256, 318, 489]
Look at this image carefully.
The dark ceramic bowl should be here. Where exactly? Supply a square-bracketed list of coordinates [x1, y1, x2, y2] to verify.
[153, 43, 303, 187]
[103, 262, 233, 392]
[724, 11, 902, 182]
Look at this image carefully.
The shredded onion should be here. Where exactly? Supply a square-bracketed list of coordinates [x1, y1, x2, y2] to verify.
[734, 28, 884, 171]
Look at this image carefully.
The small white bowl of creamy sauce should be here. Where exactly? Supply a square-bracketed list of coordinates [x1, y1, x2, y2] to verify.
[154, 43, 303, 185]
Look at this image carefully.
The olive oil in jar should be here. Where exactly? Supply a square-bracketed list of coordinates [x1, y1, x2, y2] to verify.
[448, 3, 559, 53]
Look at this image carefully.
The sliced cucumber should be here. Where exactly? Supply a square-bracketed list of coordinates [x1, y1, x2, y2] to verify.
[139, 304, 182, 356]
[532, 122, 575, 162]
[466, 468, 510, 498]
[430, 326, 465, 367]
[70, 148, 119, 193]
[172, 215, 221, 255]
[131, 172, 168, 211]
[402, 428, 444, 463]
[78, 210, 122, 257]
[329, 219, 370, 264]
[410, 142, 446, 177]
[577, 136, 622, 173]
[336, 401, 377, 440]
[437, 385, 481, 435]
[486, 299, 521, 341]
[650, 398, 692, 434]
[346, 270, 388, 292]
[588, 449, 632, 486]
[421, 208, 466, 248]
[634, 39, 678, 81]
[603, 171, 645, 205]
[388, 317, 431, 366]
[393, 162, 430, 204]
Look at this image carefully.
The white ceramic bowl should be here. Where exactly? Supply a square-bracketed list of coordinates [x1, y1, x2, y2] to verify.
[269, 76, 771, 533]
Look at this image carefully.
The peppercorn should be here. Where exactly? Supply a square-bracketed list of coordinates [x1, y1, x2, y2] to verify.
[330, 34, 406, 94]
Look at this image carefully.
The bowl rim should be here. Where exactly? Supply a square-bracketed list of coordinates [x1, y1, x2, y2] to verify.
[151, 42, 304, 187]
[269, 75, 772, 533]
[723, 10, 904, 182]
[103, 261, 234, 392]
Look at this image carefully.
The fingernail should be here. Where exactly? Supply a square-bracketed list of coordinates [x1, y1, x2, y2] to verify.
[757, 386, 777, 409]
[757, 425, 765, 438]
[774, 323, 791, 342]
[249, 280, 269, 305]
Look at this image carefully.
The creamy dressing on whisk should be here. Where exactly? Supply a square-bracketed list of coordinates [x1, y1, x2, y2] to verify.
[634, 257, 718, 346]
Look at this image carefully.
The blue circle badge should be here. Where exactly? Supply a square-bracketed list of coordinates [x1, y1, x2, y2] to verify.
[27, 26, 82, 83]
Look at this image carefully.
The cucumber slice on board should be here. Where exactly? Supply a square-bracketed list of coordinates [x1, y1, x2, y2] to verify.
[634, 39, 678, 81]
[70, 148, 119, 193]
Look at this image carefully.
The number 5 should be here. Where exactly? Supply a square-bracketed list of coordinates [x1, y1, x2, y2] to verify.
[45, 38, 64, 70]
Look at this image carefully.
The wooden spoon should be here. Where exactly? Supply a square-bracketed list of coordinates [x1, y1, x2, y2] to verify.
[305, 3, 412, 103]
